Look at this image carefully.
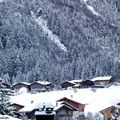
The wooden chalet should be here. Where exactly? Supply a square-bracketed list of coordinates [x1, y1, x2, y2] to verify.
[35, 103, 78, 120]
[19, 97, 85, 120]
[70, 80, 83, 88]
[91, 76, 112, 86]
[11, 103, 24, 112]
[12, 82, 30, 92]
[60, 81, 75, 89]
[81, 80, 94, 87]
[100, 106, 120, 120]
[30, 81, 54, 92]
[70, 80, 82, 84]
[57, 97, 85, 113]
[2, 82, 11, 89]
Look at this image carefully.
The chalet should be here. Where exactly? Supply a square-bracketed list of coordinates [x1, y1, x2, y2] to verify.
[2, 82, 11, 89]
[12, 82, 30, 92]
[19, 101, 55, 120]
[30, 81, 54, 92]
[19, 97, 85, 120]
[57, 97, 85, 113]
[60, 81, 75, 89]
[81, 80, 94, 87]
[11, 103, 24, 112]
[70, 80, 82, 85]
[35, 103, 78, 120]
[57, 97, 85, 119]
[100, 106, 120, 120]
[92, 76, 112, 86]
[70, 80, 83, 88]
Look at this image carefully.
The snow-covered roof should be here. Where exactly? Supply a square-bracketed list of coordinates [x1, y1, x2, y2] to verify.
[11, 85, 120, 115]
[61, 81, 76, 85]
[35, 81, 51, 85]
[54, 104, 72, 111]
[12, 82, 31, 86]
[19, 101, 54, 112]
[70, 80, 83, 83]
[0, 115, 21, 120]
[91, 76, 112, 82]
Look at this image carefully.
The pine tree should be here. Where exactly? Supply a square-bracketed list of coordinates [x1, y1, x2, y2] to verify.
[0, 84, 14, 115]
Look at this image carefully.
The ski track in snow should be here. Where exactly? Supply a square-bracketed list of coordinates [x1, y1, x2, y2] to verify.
[31, 12, 67, 52]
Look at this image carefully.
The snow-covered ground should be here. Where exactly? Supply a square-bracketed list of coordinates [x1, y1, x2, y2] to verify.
[0, 115, 21, 120]
[10, 85, 120, 115]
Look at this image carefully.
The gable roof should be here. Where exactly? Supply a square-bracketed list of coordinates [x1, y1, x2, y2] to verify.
[19, 101, 54, 112]
[70, 80, 83, 83]
[100, 106, 116, 114]
[92, 76, 112, 82]
[54, 103, 77, 111]
[30, 81, 51, 86]
[12, 82, 31, 86]
[57, 97, 84, 106]
[60, 81, 76, 85]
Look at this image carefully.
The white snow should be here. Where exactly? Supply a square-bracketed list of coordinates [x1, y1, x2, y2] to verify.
[19, 101, 54, 112]
[82, 0, 100, 16]
[0, 0, 3, 3]
[18, 87, 28, 94]
[0, 115, 21, 120]
[10, 85, 120, 116]
[31, 12, 67, 52]
[70, 79, 83, 83]
[86, 5, 100, 16]
[12, 82, 31, 86]
[35, 81, 51, 85]
[92, 76, 112, 82]
[82, 0, 88, 3]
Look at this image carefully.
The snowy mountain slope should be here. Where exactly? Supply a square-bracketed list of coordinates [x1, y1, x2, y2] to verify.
[31, 12, 67, 52]
[10, 86, 120, 115]
[0, 0, 120, 84]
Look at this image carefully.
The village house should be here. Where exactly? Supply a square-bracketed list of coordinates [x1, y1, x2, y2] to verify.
[35, 102, 78, 120]
[12, 82, 30, 92]
[2, 82, 11, 89]
[19, 101, 54, 120]
[0, 79, 11, 89]
[57, 97, 85, 119]
[91, 76, 113, 86]
[70, 80, 83, 85]
[100, 105, 120, 120]
[81, 80, 94, 88]
[70, 79, 83, 88]
[19, 97, 85, 120]
[11, 103, 24, 112]
[60, 80, 83, 89]
[30, 81, 54, 93]
[60, 81, 76, 89]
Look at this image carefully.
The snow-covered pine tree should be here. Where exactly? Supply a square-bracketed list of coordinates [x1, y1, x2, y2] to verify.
[0, 84, 14, 115]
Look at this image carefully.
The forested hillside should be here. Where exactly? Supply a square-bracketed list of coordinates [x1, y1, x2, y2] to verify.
[0, 0, 120, 84]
